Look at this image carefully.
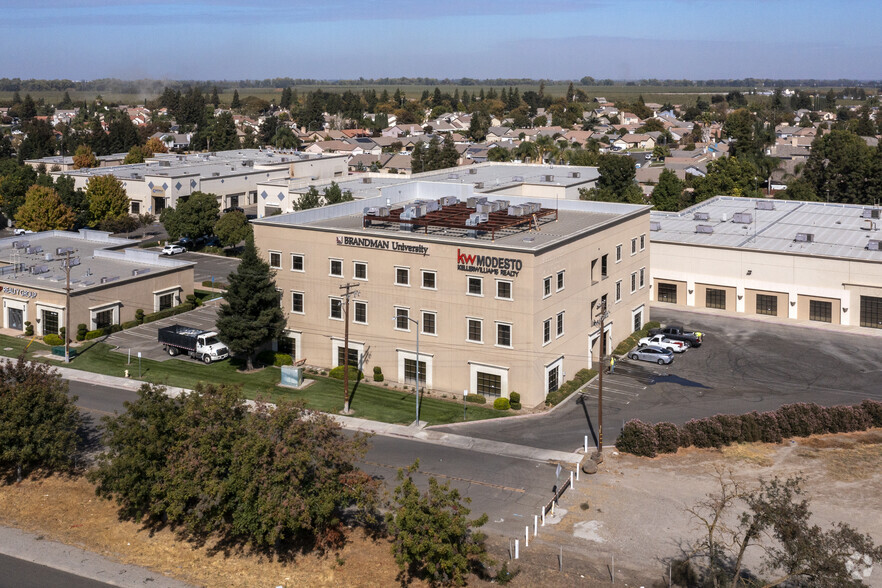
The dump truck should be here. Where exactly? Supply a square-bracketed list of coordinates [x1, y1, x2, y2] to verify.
[158, 324, 229, 363]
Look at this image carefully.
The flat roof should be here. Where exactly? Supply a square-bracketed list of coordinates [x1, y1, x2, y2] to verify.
[0, 230, 193, 293]
[650, 196, 882, 262]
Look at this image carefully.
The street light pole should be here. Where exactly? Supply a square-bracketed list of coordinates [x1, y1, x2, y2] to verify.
[394, 313, 422, 425]
[594, 299, 609, 458]
[339, 283, 359, 414]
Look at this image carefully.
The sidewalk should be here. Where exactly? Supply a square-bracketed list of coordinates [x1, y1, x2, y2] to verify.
[57, 366, 583, 467]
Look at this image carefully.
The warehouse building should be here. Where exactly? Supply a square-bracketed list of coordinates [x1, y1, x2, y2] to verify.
[0, 230, 194, 336]
[253, 181, 650, 408]
[649, 196, 882, 329]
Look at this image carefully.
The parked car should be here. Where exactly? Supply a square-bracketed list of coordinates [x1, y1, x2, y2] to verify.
[176, 236, 195, 249]
[202, 235, 221, 248]
[223, 206, 245, 214]
[638, 334, 688, 353]
[161, 243, 186, 255]
[649, 325, 703, 348]
[629, 345, 674, 365]
[644, 153, 653, 160]
[13, 228, 34, 236]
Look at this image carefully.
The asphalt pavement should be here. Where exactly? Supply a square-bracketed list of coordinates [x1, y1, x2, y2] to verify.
[176, 251, 239, 284]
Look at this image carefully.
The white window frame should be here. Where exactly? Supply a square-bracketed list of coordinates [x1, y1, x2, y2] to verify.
[615, 243, 622, 263]
[631, 238, 637, 255]
[329, 258, 343, 277]
[153, 286, 182, 312]
[496, 279, 513, 300]
[89, 302, 121, 331]
[329, 296, 343, 320]
[542, 318, 551, 345]
[331, 337, 364, 370]
[640, 234, 646, 251]
[290, 290, 305, 314]
[397, 348, 434, 389]
[556, 270, 565, 292]
[269, 250, 282, 269]
[421, 269, 437, 290]
[353, 261, 368, 281]
[556, 311, 565, 338]
[468, 361, 509, 399]
[467, 275, 483, 297]
[395, 266, 410, 286]
[615, 280, 622, 302]
[544, 356, 564, 398]
[631, 272, 637, 293]
[632, 304, 645, 333]
[543, 276, 552, 298]
[36, 302, 65, 337]
[495, 321, 513, 348]
[466, 317, 483, 344]
[394, 306, 411, 331]
[353, 300, 368, 324]
[280, 329, 302, 362]
[639, 267, 645, 288]
[291, 253, 305, 272]
[421, 310, 437, 336]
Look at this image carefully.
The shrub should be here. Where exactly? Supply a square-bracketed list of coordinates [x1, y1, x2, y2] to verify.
[510, 391, 520, 404]
[135, 309, 144, 324]
[545, 369, 598, 407]
[257, 350, 295, 367]
[776, 403, 829, 438]
[860, 399, 882, 427]
[328, 365, 363, 381]
[43, 334, 64, 346]
[755, 411, 783, 443]
[465, 394, 486, 404]
[826, 405, 870, 433]
[202, 280, 229, 289]
[76, 323, 88, 342]
[84, 329, 105, 340]
[24, 321, 33, 336]
[373, 366, 384, 382]
[682, 418, 725, 448]
[510, 401, 522, 410]
[615, 419, 658, 457]
[493, 398, 510, 410]
[121, 320, 140, 330]
[273, 354, 293, 367]
[143, 302, 195, 324]
[654, 422, 681, 453]
[712, 414, 743, 445]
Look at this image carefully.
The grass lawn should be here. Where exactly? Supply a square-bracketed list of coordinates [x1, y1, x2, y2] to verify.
[0, 335, 505, 426]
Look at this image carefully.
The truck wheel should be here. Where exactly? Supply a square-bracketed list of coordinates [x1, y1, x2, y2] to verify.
[202, 354, 212, 364]
[168, 347, 178, 357]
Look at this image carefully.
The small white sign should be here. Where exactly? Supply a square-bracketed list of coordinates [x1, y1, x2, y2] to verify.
[137, 352, 142, 358]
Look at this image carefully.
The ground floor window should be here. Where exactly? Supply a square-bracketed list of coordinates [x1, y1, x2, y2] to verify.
[476, 371, 502, 397]
[41, 309, 59, 335]
[756, 294, 778, 316]
[547, 366, 559, 393]
[336, 346, 359, 367]
[159, 293, 175, 311]
[94, 309, 114, 330]
[403, 358, 427, 386]
[657, 282, 677, 303]
[860, 296, 882, 328]
[278, 336, 296, 357]
[7, 307, 24, 331]
[706, 288, 726, 310]
[131, 201, 140, 214]
[809, 300, 832, 323]
[633, 310, 642, 333]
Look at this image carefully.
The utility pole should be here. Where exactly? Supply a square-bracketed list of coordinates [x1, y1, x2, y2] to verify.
[594, 299, 609, 458]
[64, 250, 72, 363]
[339, 282, 359, 414]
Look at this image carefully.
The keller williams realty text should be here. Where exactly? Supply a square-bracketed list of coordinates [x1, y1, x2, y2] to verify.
[456, 249, 522, 277]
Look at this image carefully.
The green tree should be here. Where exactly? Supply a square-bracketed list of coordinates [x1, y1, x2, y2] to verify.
[690, 156, 760, 202]
[0, 159, 38, 218]
[20, 94, 37, 122]
[15, 185, 76, 230]
[214, 210, 252, 247]
[209, 111, 241, 151]
[652, 169, 685, 212]
[123, 145, 146, 164]
[0, 356, 83, 482]
[86, 174, 130, 225]
[17, 119, 56, 162]
[106, 112, 140, 154]
[160, 191, 219, 240]
[487, 146, 511, 162]
[801, 130, 876, 205]
[580, 154, 643, 203]
[778, 178, 820, 202]
[468, 111, 490, 142]
[322, 181, 353, 205]
[54, 174, 90, 228]
[210, 86, 220, 109]
[216, 237, 286, 370]
[272, 124, 299, 149]
[72, 144, 98, 169]
[387, 461, 491, 586]
[230, 89, 241, 110]
[440, 134, 459, 168]
[295, 186, 322, 210]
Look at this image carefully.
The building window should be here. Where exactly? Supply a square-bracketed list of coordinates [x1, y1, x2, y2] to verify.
[556, 312, 564, 337]
[404, 358, 427, 386]
[329, 297, 343, 319]
[639, 267, 645, 288]
[640, 234, 646, 250]
[467, 318, 483, 343]
[476, 371, 502, 397]
[329, 259, 343, 277]
[337, 347, 359, 367]
[557, 270, 565, 291]
[467, 276, 483, 296]
[395, 267, 410, 286]
[631, 238, 637, 255]
[543, 319, 551, 344]
[631, 272, 637, 293]
[809, 300, 832, 323]
[422, 311, 436, 335]
[756, 294, 778, 316]
[601, 255, 608, 278]
[601, 294, 608, 311]
[291, 291, 304, 313]
[131, 201, 140, 214]
[291, 254, 304, 272]
[395, 307, 410, 330]
[547, 366, 559, 393]
[616, 244, 622, 262]
[94, 309, 114, 330]
[269, 251, 281, 269]
[543, 276, 552, 297]
[657, 282, 677, 303]
[354, 261, 367, 280]
[860, 296, 882, 328]
[278, 335, 296, 357]
[615, 280, 622, 302]
[633, 309, 643, 332]
[496, 323, 512, 347]
[354, 301, 367, 324]
[158, 292, 175, 311]
[41, 310, 59, 336]
[421, 270, 436, 289]
[706, 288, 726, 309]
[496, 280, 512, 300]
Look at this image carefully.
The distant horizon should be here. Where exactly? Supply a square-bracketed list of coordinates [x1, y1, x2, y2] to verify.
[4, 1, 882, 80]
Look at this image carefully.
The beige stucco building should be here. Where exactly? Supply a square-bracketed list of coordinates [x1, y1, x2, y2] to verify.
[253, 181, 650, 408]
[649, 196, 882, 329]
[0, 230, 194, 336]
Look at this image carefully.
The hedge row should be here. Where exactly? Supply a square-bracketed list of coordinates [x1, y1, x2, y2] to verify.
[142, 302, 196, 324]
[616, 400, 882, 457]
[202, 280, 229, 290]
[613, 321, 662, 357]
[545, 368, 598, 407]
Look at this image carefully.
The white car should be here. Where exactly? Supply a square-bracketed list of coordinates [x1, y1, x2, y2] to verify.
[638, 334, 688, 353]
[13, 228, 34, 236]
[161, 243, 186, 256]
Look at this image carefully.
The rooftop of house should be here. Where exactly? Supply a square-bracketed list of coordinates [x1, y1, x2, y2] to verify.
[0, 230, 193, 293]
[650, 196, 882, 262]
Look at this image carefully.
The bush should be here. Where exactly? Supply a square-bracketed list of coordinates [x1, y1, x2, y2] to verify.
[545, 369, 597, 407]
[256, 350, 294, 367]
[510, 401, 522, 410]
[373, 366, 384, 382]
[654, 422, 681, 453]
[755, 411, 783, 443]
[777, 403, 829, 438]
[202, 280, 229, 289]
[682, 418, 725, 448]
[465, 394, 486, 404]
[493, 397, 510, 410]
[328, 365, 363, 381]
[121, 320, 140, 330]
[712, 414, 744, 445]
[510, 391, 520, 404]
[143, 302, 195, 324]
[826, 405, 870, 433]
[43, 334, 63, 346]
[84, 329, 105, 340]
[861, 399, 882, 427]
[76, 323, 88, 341]
[24, 321, 33, 336]
[615, 419, 658, 457]
[135, 309, 144, 324]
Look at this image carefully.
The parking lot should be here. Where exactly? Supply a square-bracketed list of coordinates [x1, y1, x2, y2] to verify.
[433, 307, 882, 451]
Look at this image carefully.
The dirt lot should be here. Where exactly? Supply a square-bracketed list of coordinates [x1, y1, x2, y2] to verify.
[1, 430, 880, 587]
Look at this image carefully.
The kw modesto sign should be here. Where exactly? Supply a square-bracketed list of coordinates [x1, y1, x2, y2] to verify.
[456, 249, 522, 277]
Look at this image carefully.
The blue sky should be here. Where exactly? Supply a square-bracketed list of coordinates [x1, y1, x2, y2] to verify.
[3, 0, 881, 80]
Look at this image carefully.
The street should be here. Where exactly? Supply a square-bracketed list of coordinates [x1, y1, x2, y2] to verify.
[0, 554, 116, 588]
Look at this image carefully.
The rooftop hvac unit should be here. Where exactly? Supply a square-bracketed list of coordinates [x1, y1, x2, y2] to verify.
[513, 176, 524, 182]
[25, 246, 43, 254]
[448, 173, 459, 180]
[862, 219, 877, 231]
[439, 195, 458, 206]
[495, 199, 509, 210]
[131, 173, 141, 179]
[489, 200, 502, 212]
[131, 268, 151, 276]
[544, 174, 554, 182]
[476, 203, 493, 214]
[364, 207, 380, 215]
[44, 253, 53, 262]
[30, 265, 49, 275]
[650, 221, 661, 231]
[423, 199, 441, 213]
[13, 240, 29, 249]
[159, 160, 171, 167]
[56, 247, 74, 256]
[794, 232, 814, 243]
[212, 172, 220, 177]
[862, 208, 881, 219]
[474, 182, 484, 189]
[469, 168, 478, 175]
[733, 212, 753, 224]
[868, 240, 881, 251]
[469, 212, 489, 224]
[467, 196, 488, 208]
[377, 206, 390, 217]
[525, 202, 541, 213]
[570, 171, 581, 178]
[756, 200, 775, 210]
[693, 212, 710, 221]
[61, 257, 80, 268]
[362, 177, 372, 184]
[695, 224, 714, 234]
[508, 205, 526, 216]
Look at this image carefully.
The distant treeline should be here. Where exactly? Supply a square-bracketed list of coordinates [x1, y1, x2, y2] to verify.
[1, 77, 881, 93]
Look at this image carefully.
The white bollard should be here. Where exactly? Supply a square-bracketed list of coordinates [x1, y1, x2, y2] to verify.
[534, 515, 538, 536]
[570, 469, 574, 488]
[514, 539, 519, 559]
[576, 464, 580, 481]
[525, 526, 529, 547]
[584, 435, 588, 453]
[542, 506, 546, 526]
